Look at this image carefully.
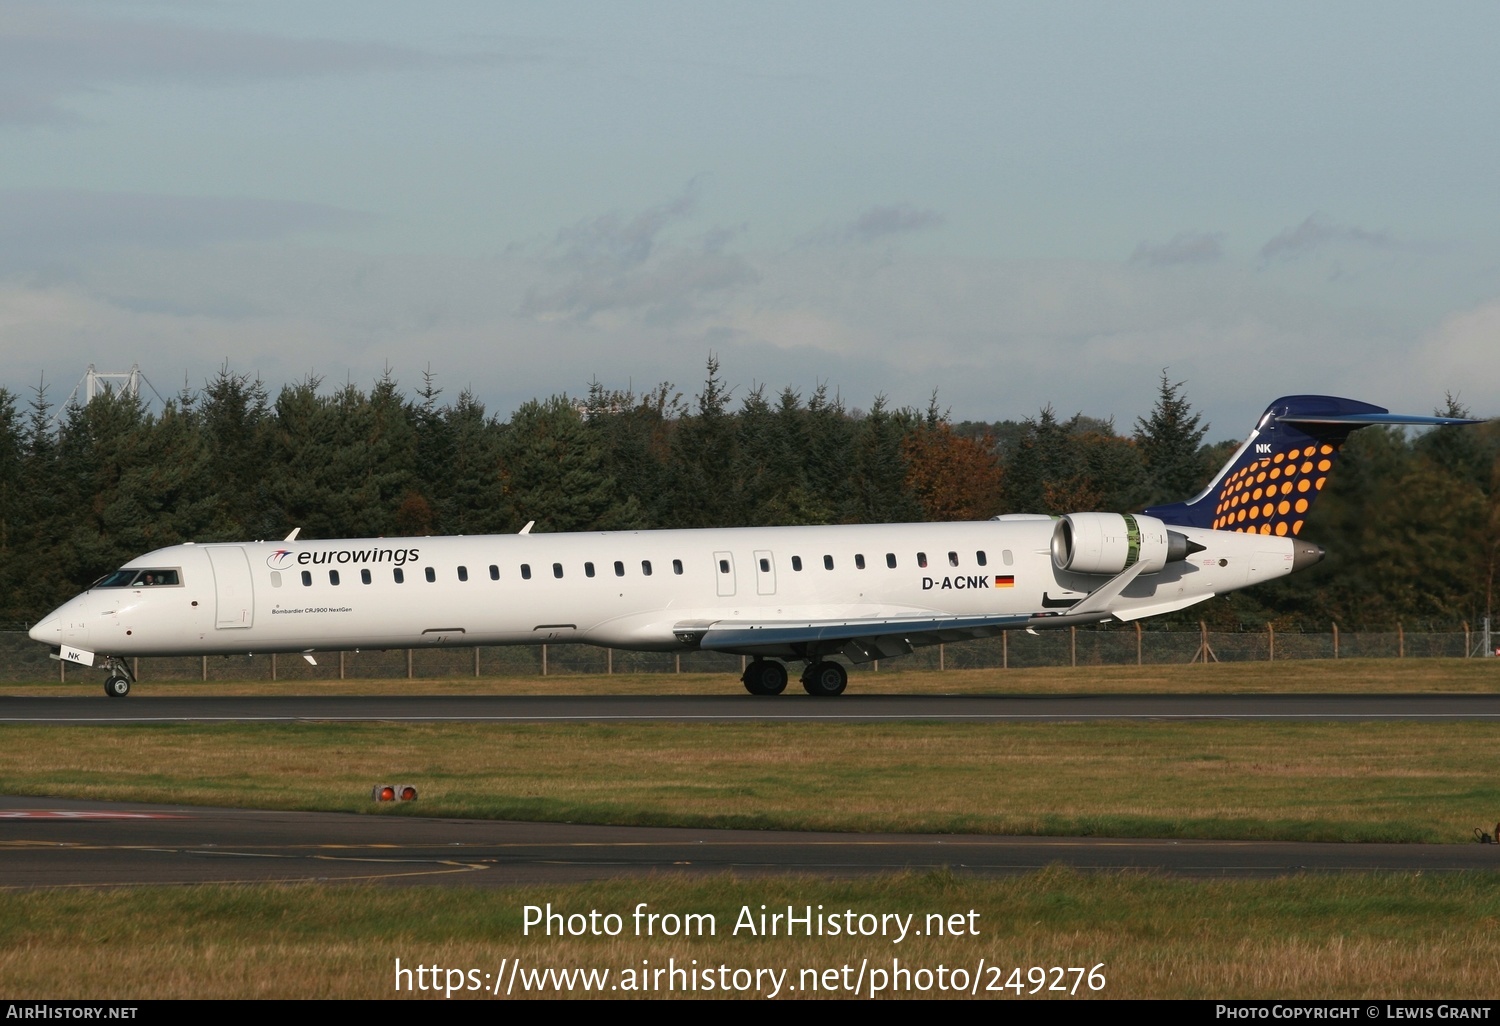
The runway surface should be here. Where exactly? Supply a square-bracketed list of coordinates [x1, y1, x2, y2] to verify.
[6, 692, 1500, 723]
[4, 796, 1499, 888]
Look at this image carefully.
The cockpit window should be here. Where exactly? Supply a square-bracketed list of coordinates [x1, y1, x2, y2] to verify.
[94, 568, 181, 588]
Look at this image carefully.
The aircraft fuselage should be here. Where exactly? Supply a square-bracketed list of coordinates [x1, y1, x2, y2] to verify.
[30, 519, 1295, 662]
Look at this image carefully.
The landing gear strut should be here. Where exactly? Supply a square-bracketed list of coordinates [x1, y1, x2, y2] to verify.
[101, 657, 134, 698]
[800, 660, 848, 697]
[741, 658, 789, 696]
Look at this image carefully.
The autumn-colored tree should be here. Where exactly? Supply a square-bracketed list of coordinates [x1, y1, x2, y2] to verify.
[902, 421, 1004, 521]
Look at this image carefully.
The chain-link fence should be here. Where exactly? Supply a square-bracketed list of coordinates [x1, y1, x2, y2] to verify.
[2, 623, 1493, 683]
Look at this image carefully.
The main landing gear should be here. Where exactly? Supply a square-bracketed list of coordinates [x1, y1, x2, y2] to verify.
[800, 660, 848, 697]
[101, 657, 134, 698]
[740, 658, 848, 697]
[741, 658, 788, 695]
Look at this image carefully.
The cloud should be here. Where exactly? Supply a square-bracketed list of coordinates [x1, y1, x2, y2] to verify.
[1130, 231, 1225, 266]
[843, 204, 944, 243]
[520, 189, 758, 321]
[1, 208, 1489, 437]
[804, 203, 945, 246]
[1258, 215, 1395, 265]
[1405, 299, 1500, 410]
[0, 2, 490, 125]
[0, 189, 372, 271]
[551, 190, 697, 269]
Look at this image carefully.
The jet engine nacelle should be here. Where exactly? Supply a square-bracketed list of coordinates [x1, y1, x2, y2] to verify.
[1051, 512, 1193, 575]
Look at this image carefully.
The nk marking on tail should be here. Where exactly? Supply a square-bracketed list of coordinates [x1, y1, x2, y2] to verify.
[1143, 395, 1478, 537]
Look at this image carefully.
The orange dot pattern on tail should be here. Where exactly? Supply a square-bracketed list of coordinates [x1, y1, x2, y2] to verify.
[1211, 443, 1338, 535]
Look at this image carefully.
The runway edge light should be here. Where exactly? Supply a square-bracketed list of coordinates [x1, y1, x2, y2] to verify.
[372, 783, 418, 801]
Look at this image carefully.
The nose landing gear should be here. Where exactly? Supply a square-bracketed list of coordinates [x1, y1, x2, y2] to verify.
[101, 657, 134, 698]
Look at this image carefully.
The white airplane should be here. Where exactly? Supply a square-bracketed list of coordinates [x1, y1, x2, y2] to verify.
[28, 395, 1475, 698]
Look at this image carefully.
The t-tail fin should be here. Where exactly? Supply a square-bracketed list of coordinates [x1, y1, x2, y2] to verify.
[1143, 395, 1477, 536]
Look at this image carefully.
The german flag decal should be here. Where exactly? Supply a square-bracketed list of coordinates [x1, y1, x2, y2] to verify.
[994, 575, 1015, 588]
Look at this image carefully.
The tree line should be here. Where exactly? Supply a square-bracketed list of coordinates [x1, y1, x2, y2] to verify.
[0, 361, 1494, 630]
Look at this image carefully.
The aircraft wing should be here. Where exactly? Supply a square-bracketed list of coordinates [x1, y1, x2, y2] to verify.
[676, 559, 1156, 661]
[676, 609, 1106, 663]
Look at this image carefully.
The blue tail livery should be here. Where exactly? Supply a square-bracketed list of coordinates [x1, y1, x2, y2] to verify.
[1143, 395, 1479, 535]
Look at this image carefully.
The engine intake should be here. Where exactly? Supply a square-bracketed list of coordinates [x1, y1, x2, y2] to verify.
[1051, 513, 1197, 575]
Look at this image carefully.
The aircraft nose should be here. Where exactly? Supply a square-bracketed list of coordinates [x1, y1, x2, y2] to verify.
[29, 595, 90, 646]
[28, 615, 59, 644]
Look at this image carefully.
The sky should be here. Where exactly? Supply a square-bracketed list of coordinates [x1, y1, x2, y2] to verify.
[1, 0, 1497, 440]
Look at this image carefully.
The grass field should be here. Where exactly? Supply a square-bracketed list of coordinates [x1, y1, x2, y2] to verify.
[4, 872, 1500, 999]
[3, 719, 1500, 842]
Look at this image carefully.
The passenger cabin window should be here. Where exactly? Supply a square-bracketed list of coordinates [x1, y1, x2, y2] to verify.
[301, 571, 312, 587]
[823, 555, 834, 570]
[521, 564, 532, 580]
[270, 571, 282, 588]
[425, 567, 436, 583]
[673, 559, 683, 575]
[886, 553, 896, 568]
[759, 557, 770, 572]
[458, 566, 468, 582]
[792, 556, 803, 571]
[361, 569, 371, 585]
[489, 564, 499, 580]
[614, 561, 625, 577]
[719, 559, 730, 574]
[585, 562, 596, 578]
[553, 563, 564, 578]
[1002, 549, 1014, 566]
[641, 560, 653, 576]
[329, 570, 340, 586]
[948, 551, 959, 566]
[917, 552, 928, 568]
[855, 554, 866, 570]
[976, 551, 987, 567]
[394, 568, 405, 584]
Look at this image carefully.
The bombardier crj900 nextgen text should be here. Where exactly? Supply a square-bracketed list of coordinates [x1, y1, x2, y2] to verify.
[29, 395, 1477, 698]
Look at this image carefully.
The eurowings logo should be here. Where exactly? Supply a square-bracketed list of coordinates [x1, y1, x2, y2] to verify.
[266, 546, 421, 568]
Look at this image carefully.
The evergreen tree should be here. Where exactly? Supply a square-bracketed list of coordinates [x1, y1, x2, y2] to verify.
[500, 396, 639, 531]
[1134, 372, 1209, 505]
[665, 356, 738, 527]
[432, 389, 510, 535]
[581, 379, 676, 527]
[845, 396, 921, 524]
[199, 365, 276, 539]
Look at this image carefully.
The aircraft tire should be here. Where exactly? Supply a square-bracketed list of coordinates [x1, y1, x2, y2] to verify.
[742, 659, 788, 696]
[104, 676, 131, 698]
[801, 661, 847, 697]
